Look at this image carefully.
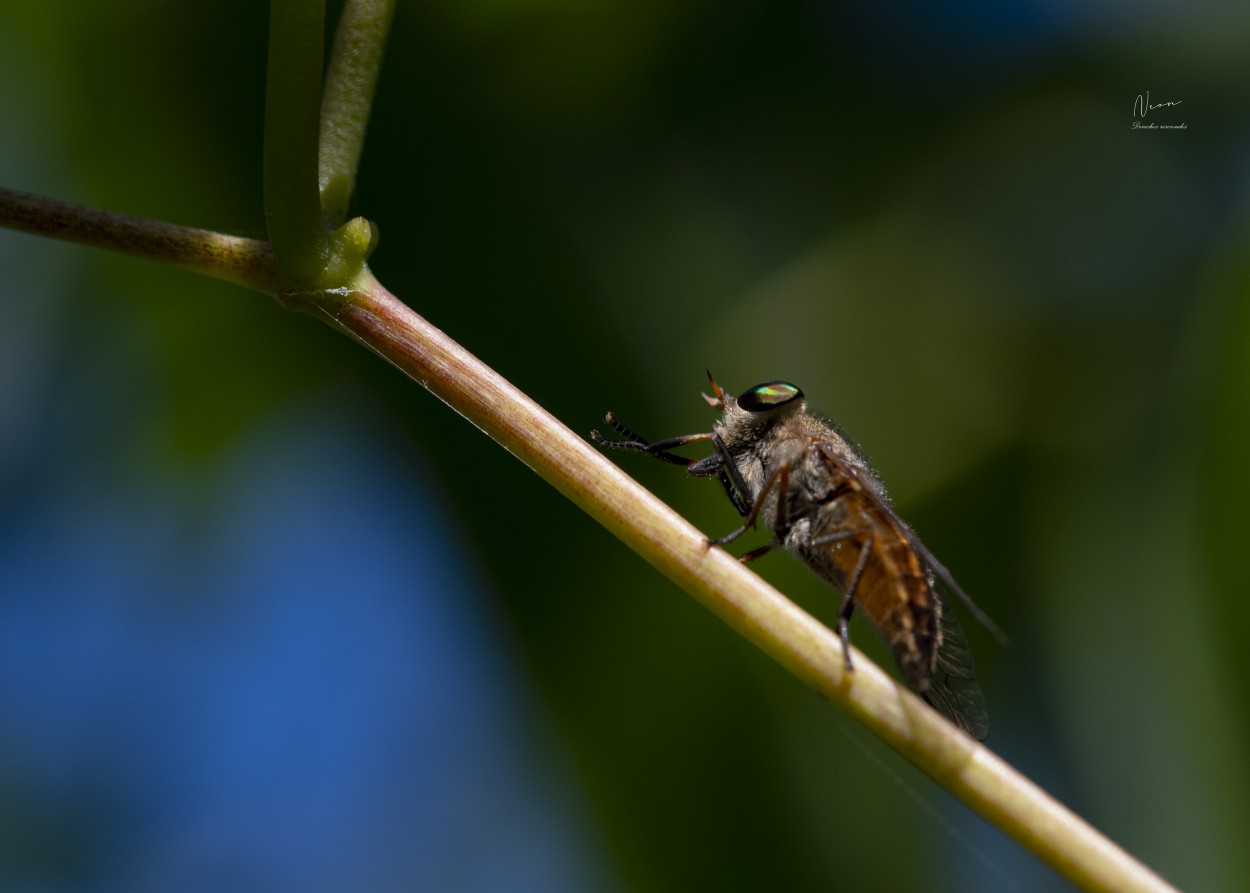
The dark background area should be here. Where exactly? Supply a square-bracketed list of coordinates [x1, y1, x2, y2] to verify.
[2, 1, 1249, 890]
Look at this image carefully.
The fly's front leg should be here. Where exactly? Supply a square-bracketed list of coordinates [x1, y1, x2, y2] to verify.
[712, 434, 752, 512]
[689, 434, 753, 516]
[591, 414, 713, 467]
[716, 468, 750, 517]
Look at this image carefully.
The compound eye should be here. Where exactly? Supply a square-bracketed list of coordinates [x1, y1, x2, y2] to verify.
[737, 381, 803, 413]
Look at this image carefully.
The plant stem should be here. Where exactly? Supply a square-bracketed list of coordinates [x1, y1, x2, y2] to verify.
[264, 0, 328, 283]
[319, 0, 395, 224]
[315, 272, 1180, 893]
[0, 186, 278, 292]
[0, 186, 1179, 891]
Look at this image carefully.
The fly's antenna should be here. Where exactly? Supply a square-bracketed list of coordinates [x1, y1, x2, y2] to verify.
[703, 369, 728, 409]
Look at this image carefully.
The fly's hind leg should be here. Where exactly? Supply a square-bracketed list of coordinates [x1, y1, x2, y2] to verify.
[835, 595, 855, 673]
[812, 529, 874, 674]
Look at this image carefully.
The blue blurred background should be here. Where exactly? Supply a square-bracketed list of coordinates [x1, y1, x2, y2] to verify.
[2, 1, 1249, 891]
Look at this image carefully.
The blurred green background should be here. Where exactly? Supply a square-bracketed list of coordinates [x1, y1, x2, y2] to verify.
[3, 1, 1249, 891]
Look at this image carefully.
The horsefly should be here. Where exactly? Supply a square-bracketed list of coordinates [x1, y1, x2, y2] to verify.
[591, 374, 1004, 739]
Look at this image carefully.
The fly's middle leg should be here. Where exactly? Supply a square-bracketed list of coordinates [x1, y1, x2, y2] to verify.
[709, 461, 790, 547]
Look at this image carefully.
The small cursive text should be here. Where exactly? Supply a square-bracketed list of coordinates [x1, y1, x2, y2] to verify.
[1133, 91, 1181, 118]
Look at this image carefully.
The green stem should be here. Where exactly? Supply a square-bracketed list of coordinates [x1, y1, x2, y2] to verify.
[315, 271, 1180, 893]
[0, 186, 278, 292]
[0, 186, 1181, 891]
[319, 0, 395, 224]
[264, 0, 328, 284]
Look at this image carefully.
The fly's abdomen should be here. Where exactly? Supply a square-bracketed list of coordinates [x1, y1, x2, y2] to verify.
[857, 537, 941, 692]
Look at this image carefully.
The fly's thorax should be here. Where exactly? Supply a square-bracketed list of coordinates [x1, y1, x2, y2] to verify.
[811, 426, 880, 494]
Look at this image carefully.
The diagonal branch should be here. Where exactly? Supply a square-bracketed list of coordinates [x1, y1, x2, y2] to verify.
[316, 272, 1181, 893]
[0, 185, 1179, 892]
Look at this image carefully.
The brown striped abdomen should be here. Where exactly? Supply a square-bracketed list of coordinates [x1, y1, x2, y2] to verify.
[810, 504, 942, 693]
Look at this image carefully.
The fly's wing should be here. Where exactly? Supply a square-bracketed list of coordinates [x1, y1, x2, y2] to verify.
[871, 498, 994, 739]
[810, 439, 996, 739]
[892, 513, 1002, 741]
[922, 585, 990, 740]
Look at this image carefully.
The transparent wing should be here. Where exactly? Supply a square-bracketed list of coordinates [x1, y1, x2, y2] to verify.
[921, 585, 990, 741]
[809, 439, 999, 740]
[891, 511, 1002, 741]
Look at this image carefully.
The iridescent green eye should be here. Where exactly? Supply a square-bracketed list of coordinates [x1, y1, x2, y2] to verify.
[737, 381, 803, 413]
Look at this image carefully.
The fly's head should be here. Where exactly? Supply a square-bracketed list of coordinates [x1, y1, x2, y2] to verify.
[703, 372, 807, 455]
